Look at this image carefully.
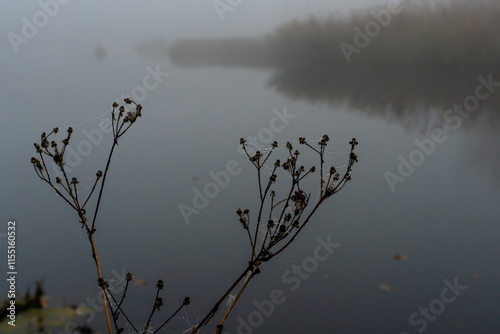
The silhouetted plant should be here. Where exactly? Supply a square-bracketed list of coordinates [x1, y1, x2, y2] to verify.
[191, 135, 358, 333]
[31, 100, 358, 334]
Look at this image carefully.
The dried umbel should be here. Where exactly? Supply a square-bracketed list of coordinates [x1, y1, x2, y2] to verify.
[236, 135, 358, 262]
[32, 99, 358, 334]
[192, 135, 358, 333]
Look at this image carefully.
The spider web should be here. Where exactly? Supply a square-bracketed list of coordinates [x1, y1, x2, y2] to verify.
[245, 136, 352, 245]
[98, 271, 196, 334]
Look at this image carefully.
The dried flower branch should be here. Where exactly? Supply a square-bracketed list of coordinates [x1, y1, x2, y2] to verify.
[191, 135, 358, 333]
[31, 100, 144, 334]
[32, 99, 357, 334]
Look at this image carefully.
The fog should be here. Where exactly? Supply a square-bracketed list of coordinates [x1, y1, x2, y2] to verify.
[1, 1, 499, 333]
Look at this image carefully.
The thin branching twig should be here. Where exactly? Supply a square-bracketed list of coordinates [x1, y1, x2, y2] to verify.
[191, 135, 358, 333]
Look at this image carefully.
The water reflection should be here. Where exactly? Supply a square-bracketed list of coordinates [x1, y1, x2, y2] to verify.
[137, 0, 500, 187]
[151, 0, 500, 131]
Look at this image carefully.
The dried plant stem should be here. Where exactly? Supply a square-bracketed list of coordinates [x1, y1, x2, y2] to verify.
[81, 213, 113, 334]
[107, 287, 139, 332]
[215, 262, 261, 333]
[190, 265, 253, 333]
[32, 101, 143, 334]
[152, 302, 186, 334]
[91, 141, 117, 230]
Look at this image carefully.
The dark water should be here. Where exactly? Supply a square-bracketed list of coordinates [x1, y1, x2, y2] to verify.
[2, 1, 500, 333]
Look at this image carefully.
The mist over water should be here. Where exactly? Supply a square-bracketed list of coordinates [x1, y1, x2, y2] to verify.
[164, 0, 500, 127]
[2, 0, 500, 333]
[161, 0, 500, 186]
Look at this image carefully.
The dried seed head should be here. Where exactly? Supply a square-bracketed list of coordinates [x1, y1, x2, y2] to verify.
[71, 177, 79, 184]
[310, 166, 316, 173]
[124, 98, 132, 104]
[31, 157, 38, 164]
[67, 127, 73, 134]
[98, 278, 109, 288]
[112, 102, 119, 108]
[157, 280, 164, 290]
[183, 297, 191, 305]
[56, 177, 62, 183]
[53, 127, 59, 134]
[299, 137, 306, 144]
[126, 272, 133, 281]
[236, 208, 242, 216]
[240, 138, 246, 145]
[53, 154, 63, 166]
[127, 111, 137, 123]
[96, 170, 103, 178]
[272, 141, 278, 149]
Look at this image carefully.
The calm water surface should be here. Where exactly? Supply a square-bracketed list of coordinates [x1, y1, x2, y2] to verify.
[1, 1, 499, 333]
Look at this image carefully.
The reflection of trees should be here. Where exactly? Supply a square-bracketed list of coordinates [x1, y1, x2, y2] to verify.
[165, 0, 500, 131]
[268, 66, 500, 131]
[264, 0, 500, 130]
